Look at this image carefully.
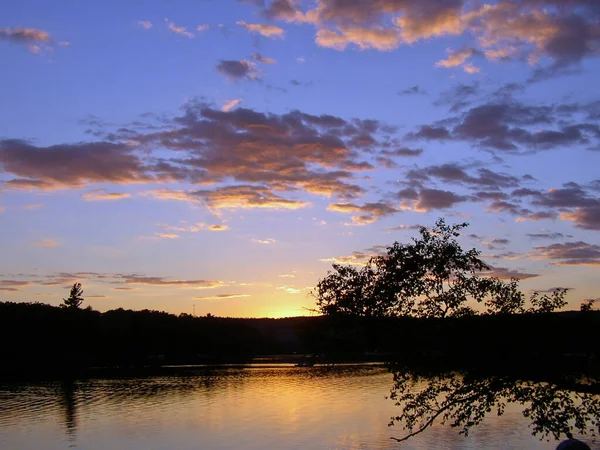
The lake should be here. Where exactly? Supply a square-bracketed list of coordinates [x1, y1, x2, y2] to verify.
[0, 365, 588, 449]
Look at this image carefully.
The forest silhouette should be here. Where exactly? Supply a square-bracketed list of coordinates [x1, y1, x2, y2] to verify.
[1, 219, 598, 444]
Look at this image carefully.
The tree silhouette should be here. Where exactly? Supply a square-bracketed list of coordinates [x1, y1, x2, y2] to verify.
[313, 218, 567, 318]
[62, 283, 84, 309]
[581, 299, 596, 312]
[388, 367, 600, 443]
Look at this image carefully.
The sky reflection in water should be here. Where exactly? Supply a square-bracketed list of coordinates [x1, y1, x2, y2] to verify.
[0, 366, 582, 449]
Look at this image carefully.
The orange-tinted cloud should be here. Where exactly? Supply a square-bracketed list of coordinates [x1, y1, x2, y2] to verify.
[155, 232, 181, 239]
[532, 241, 600, 266]
[221, 99, 243, 112]
[315, 26, 402, 51]
[122, 275, 224, 287]
[251, 53, 276, 64]
[328, 201, 398, 225]
[249, 0, 600, 73]
[166, 20, 195, 38]
[34, 239, 58, 247]
[82, 189, 131, 201]
[237, 21, 285, 38]
[436, 46, 480, 73]
[195, 293, 250, 299]
[146, 186, 310, 210]
[0, 280, 31, 292]
[0, 27, 51, 43]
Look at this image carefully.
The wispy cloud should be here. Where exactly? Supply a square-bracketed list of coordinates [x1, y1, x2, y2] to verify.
[166, 20, 195, 38]
[436, 47, 480, 73]
[252, 238, 276, 244]
[155, 232, 181, 239]
[251, 53, 276, 64]
[277, 286, 300, 294]
[121, 275, 224, 288]
[82, 189, 131, 201]
[531, 241, 600, 266]
[237, 21, 285, 38]
[221, 98, 243, 112]
[138, 21, 153, 30]
[34, 239, 57, 247]
[195, 293, 250, 300]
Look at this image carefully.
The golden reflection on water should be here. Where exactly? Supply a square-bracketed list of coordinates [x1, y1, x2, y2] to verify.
[0, 366, 571, 449]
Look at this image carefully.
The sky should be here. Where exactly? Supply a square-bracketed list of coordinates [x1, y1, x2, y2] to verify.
[1, 0, 599, 318]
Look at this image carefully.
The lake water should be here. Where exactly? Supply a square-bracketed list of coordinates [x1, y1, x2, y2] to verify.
[0, 365, 590, 449]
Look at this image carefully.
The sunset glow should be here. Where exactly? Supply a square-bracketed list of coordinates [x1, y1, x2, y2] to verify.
[2, 0, 599, 316]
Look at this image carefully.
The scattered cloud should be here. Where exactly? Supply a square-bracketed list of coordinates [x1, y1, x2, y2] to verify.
[237, 21, 285, 38]
[436, 46, 480, 73]
[481, 238, 510, 249]
[166, 20, 195, 38]
[138, 21, 153, 30]
[328, 202, 398, 225]
[560, 207, 600, 231]
[399, 85, 427, 96]
[196, 293, 250, 299]
[319, 245, 387, 266]
[155, 232, 181, 239]
[247, 0, 600, 76]
[388, 224, 423, 231]
[526, 231, 567, 240]
[221, 98, 243, 112]
[251, 52, 276, 64]
[277, 286, 300, 294]
[532, 241, 600, 266]
[0, 280, 31, 291]
[216, 59, 259, 81]
[408, 100, 600, 153]
[197, 24, 210, 32]
[0, 27, 51, 43]
[82, 189, 131, 201]
[24, 203, 44, 210]
[209, 224, 228, 231]
[252, 238, 276, 244]
[121, 275, 224, 287]
[399, 188, 469, 212]
[34, 239, 57, 247]
[483, 265, 539, 280]
[0, 139, 153, 190]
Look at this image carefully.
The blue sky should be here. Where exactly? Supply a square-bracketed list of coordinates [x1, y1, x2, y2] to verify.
[1, 0, 599, 317]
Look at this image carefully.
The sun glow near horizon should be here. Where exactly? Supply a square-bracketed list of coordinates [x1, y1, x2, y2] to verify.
[1, 0, 600, 317]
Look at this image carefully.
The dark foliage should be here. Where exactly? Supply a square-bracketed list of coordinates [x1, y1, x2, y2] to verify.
[388, 365, 600, 443]
[313, 219, 568, 318]
[581, 299, 597, 312]
[62, 283, 84, 309]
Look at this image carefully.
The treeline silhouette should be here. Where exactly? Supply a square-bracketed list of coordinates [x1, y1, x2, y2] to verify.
[1, 301, 598, 380]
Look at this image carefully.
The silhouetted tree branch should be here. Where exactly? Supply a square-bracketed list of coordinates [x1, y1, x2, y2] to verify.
[313, 218, 567, 318]
[388, 369, 600, 443]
